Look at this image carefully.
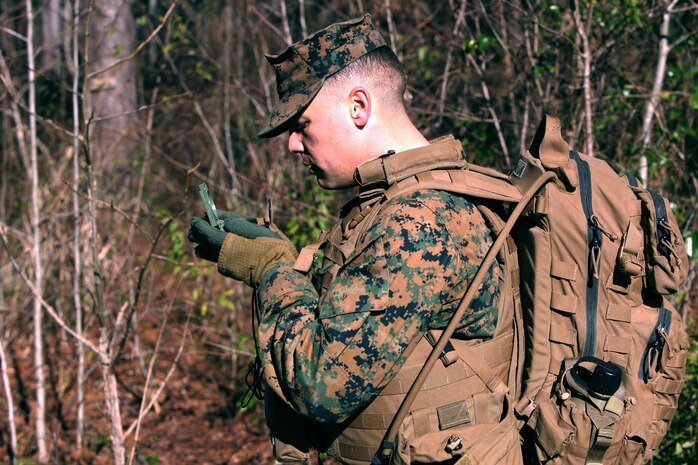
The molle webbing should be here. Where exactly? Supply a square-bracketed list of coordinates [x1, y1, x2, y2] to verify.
[331, 332, 514, 464]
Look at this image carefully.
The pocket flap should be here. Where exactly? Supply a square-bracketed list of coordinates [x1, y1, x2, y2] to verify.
[549, 323, 576, 346]
[606, 303, 631, 322]
[604, 335, 631, 354]
[551, 262, 578, 281]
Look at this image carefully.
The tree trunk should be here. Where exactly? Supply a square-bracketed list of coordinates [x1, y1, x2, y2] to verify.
[86, 0, 137, 193]
[573, 0, 595, 157]
[640, 1, 677, 186]
[40, 0, 63, 72]
[0, 339, 18, 465]
[71, 0, 85, 455]
[26, 0, 48, 462]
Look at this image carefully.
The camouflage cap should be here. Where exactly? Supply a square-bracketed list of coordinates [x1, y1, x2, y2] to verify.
[258, 14, 387, 138]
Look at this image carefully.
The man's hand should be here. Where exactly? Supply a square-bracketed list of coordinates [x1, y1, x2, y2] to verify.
[188, 210, 298, 287]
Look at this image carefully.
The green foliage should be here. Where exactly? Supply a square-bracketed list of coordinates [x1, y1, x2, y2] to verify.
[87, 433, 111, 453]
[285, 180, 334, 249]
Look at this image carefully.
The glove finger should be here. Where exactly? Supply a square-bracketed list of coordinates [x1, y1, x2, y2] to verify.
[218, 210, 253, 222]
[195, 245, 218, 263]
[189, 216, 227, 248]
[188, 217, 208, 242]
[225, 218, 280, 239]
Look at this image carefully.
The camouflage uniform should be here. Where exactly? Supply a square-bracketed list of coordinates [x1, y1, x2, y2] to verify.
[256, 140, 500, 423]
[251, 14, 511, 464]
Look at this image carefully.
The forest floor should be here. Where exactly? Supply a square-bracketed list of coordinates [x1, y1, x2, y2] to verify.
[1, 300, 339, 465]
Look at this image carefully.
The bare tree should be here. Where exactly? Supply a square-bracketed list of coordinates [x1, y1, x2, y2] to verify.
[25, 0, 49, 462]
[40, 0, 63, 71]
[572, 0, 595, 157]
[70, 0, 85, 455]
[86, 0, 137, 192]
[639, 0, 679, 186]
[0, 338, 18, 465]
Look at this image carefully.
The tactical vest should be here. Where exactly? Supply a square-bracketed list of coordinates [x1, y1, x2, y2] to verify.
[291, 137, 527, 465]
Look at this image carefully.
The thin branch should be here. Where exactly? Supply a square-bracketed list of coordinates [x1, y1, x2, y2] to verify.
[126, 299, 174, 465]
[123, 309, 190, 439]
[467, 54, 511, 165]
[640, 0, 678, 185]
[0, 26, 27, 42]
[113, 212, 182, 362]
[0, 224, 105, 359]
[279, 0, 293, 45]
[87, 0, 180, 79]
[438, 0, 467, 122]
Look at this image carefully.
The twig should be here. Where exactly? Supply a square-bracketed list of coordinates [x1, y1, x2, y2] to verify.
[438, 0, 467, 123]
[113, 212, 182, 361]
[123, 308, 191, 440]
[0, 224, 104, 358]
[466, 54, 511, 165]
[126, 299, 173, 465]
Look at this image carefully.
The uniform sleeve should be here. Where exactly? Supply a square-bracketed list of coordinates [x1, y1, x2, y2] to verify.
[255, 191, 498, 423]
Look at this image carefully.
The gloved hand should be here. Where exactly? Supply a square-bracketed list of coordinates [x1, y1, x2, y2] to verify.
[188, 211, 297, 287]
[188, 216, 227, 262]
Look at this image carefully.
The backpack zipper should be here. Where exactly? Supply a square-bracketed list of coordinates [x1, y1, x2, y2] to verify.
[638, 306, 672, 381]
[570, 151, 601, 357]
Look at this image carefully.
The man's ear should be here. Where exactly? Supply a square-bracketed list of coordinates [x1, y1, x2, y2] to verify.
[349, 87, 371, 129]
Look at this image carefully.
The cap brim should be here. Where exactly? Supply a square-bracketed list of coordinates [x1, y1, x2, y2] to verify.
[257, 79, 325, 138]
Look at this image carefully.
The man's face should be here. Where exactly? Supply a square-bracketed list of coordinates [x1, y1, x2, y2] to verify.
[286, 88, 361, 189]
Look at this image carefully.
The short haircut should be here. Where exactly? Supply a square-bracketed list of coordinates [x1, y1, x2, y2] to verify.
[323, 47, 407, 109]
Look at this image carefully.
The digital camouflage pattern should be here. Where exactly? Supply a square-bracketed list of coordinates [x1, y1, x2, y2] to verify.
[258, 14, 387, 138]
[256, 185, 499, 423]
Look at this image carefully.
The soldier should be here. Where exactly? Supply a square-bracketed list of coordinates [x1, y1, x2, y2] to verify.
[188, 14, 522, 465]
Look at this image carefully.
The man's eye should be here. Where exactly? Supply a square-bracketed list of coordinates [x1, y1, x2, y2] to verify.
[291, 121, 309, 133]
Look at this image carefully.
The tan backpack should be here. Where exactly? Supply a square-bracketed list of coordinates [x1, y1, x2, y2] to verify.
[512, 115, 690, 465]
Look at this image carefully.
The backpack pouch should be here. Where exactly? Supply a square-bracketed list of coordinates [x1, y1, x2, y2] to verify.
[392, 392, 522, 465]
[632, 187, 688, 295]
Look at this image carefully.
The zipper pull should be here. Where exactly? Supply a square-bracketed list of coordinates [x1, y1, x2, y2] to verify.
[590, 239, 602, 280]
[590, 214, 618, 241]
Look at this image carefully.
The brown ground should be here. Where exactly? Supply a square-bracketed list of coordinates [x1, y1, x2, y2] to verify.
[0, 301, 340, 465]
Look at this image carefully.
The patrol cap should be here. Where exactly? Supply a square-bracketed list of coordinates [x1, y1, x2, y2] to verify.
[258, 14, 387, 138]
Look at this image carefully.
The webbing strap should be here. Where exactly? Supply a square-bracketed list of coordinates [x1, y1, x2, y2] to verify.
[586, 425, 614, 465]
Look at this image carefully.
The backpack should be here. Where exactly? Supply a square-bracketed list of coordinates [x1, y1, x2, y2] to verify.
[511, 115, 690, 465]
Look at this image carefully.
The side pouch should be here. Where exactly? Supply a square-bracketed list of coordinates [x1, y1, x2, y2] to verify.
[524, 357, 648, 465]
[392, 393, 522, 465]
[633, 187, 688, 294]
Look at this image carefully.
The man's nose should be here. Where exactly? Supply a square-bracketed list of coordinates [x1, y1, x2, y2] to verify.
[287, 131, 303, 154]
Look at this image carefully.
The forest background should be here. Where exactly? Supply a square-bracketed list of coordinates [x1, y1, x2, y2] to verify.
[0, 0, 697, 464]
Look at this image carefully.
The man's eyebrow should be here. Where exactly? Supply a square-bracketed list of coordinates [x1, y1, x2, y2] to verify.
[289, 118, 309, 132]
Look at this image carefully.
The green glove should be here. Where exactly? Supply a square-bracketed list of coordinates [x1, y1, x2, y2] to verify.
[188, 211, 279, 261]
[218, 211, 280, 239]
[188, 212, 297, 287]
[188, 216, 227, 262]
